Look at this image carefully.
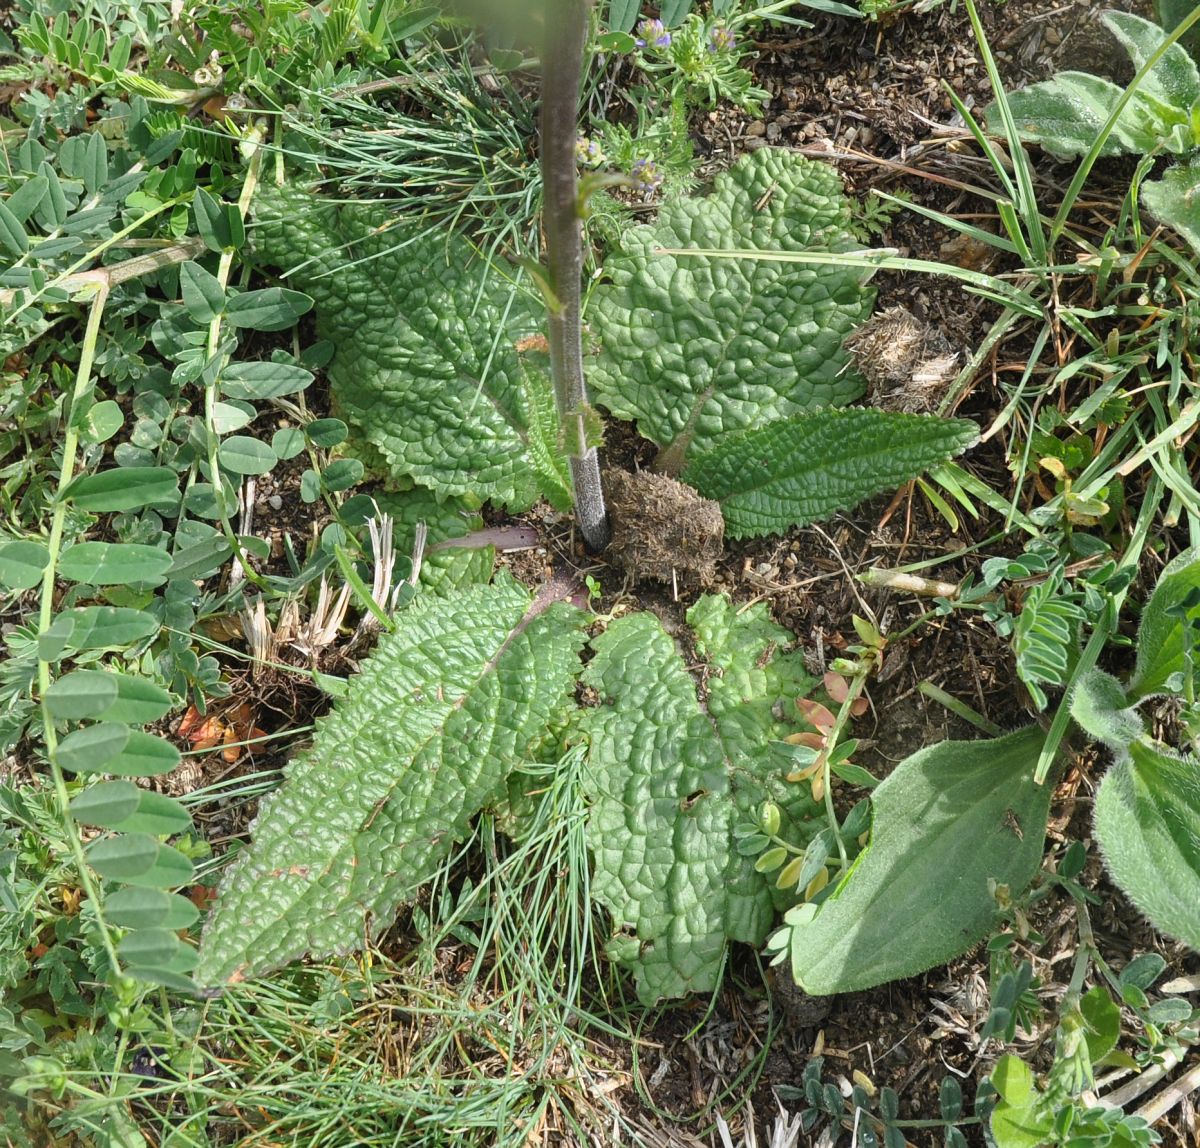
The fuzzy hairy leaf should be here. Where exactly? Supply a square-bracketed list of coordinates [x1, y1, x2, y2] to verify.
[248, 187, 568, 510]
[195, 575, 584, 987]
[581, 596, 818, 1004]
[783, 726, 1053, 994]
[1143, 157, 1200, 256]
[1070, 668, 1144, 749]
[589, 148, 873, 466]
[993, 12, 1200, 160]
[682, 408, 977, 538]
[1128, 546, 1200, 701]
[1095, 740, 1200, 951]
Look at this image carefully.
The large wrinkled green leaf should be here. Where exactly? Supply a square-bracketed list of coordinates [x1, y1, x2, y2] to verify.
[682, 408, 978, 538]
[1095, 740, 1200, 951]
[196, 575, 584, 987]
[581, 596, 818, 1004]
[1128, 546, 1200, 701]
[782, 726, 1052, 994]
[589, 148, 872, 466]
[248, 187, 570, 511]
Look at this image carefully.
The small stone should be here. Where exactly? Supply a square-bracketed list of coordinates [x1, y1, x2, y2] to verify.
[746, 120, 767, 137]
[268, 495, 283, 510]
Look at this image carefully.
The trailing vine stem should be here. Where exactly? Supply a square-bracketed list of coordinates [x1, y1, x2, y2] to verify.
[36, 282, 124, 981]
[540, 0, 610, 552]
[201, 129, 269, 588]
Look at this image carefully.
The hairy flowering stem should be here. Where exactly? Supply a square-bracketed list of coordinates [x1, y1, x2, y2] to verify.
[540, 0, 610, 551]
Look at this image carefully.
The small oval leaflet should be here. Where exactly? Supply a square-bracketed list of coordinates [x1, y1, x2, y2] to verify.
[106, 887, 200, 931]
[0, 540, 50, 591]
[58, 542, 173, 587]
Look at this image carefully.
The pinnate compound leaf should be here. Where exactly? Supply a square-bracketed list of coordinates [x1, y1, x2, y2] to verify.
[1094, 740, 1200, 951]
[784, 726, 1052, 994]
[683, 408, 978, 538]
[195, 575, 585, 987]
[249, 187, 564, 510]
[581, 597, 818, 1004]
[1128, 546, 1200, 701]
[589, 148, 873, 465]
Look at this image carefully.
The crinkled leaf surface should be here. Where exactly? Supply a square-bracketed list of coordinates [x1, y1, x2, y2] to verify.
[196, 575, 584, 987]
[249, 187, 568, 510]
[1128, 546, 1200, 701]
[581, 596, 818, 1004]
[589, 149, 872, 465]
[1095, 740, 1200, 951]
[784, 726, 1052, 994]
[683, 408, 978, 538]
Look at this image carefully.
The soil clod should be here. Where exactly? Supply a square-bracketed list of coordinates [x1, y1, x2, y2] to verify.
[604, 468, 725, 585]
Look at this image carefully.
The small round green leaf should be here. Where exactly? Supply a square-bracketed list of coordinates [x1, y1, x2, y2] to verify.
[114, 791, 192, 837]
[167, 539, 233, 581]
[59, 542, 172, 587]
[320, 458, 364, 492]
[211, 402, 254, 435]
[0, 541, 49, 591]
[118, 927, 186, 968]
[81, 400, 124, 443]
[44, 671, 121, 719]
[106, 887, 200, 930]
[218, 436, 277, 476]
[119, 842, 195, 889]
[271, 427, 305, 460]
[57, 723, 132, 774]
[86, 832, 158, 880]
[305, 418, 348, 448]
[300, 469, 321, 503]
[69, 780, 141, 827]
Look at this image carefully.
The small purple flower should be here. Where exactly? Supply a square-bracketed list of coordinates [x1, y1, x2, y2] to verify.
[575, 135, 604, 164]
[630, 157, 663, 191]
[635, 18, 671, 49]
[708, 25, 735, 53]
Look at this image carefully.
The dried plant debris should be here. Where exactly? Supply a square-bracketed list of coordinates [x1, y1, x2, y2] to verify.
[604, 469, 725, 585]
[844, 305, 959, 414]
